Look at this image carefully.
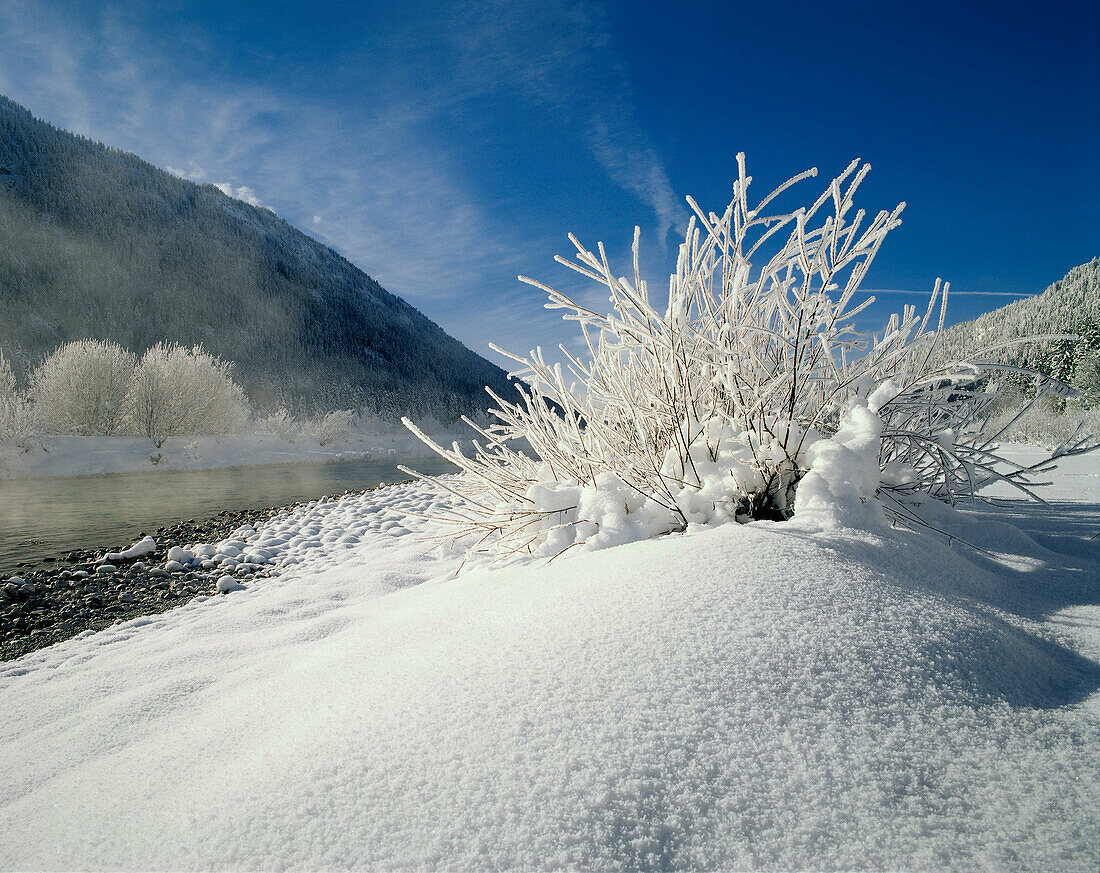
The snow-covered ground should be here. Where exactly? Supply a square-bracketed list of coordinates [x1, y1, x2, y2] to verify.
[0, 430, 463, 479]
[0, 450, 1098, 870]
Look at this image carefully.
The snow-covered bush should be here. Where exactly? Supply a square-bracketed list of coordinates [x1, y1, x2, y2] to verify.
[404, 155, 1095, 564]
[0, 349, 37, 449]
[312, 409, 355, 446]
[1073, 350, 1100, 408]
[31, 339, 135, 436]
[131, 342, 249, 447]
[254, 407, 302, 442]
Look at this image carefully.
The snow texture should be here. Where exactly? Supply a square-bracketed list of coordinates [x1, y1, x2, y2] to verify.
[0, 451, 1097, 870]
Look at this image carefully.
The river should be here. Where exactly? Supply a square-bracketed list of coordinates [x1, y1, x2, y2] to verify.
[0, 457, 457, 573]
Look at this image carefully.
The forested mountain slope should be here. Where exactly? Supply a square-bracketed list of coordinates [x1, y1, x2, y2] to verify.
[934, 258, 1100, 394]
[0, 95, 512, 417]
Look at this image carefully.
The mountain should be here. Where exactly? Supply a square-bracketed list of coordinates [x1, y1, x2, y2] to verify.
[0, 95, 513, 418]
[934, 258, 1100, 395]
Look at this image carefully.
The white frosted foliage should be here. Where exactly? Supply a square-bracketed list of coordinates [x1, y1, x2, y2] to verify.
[131, 342, 249, 447]
[31, 339, 135, 436]
[404, 155, 1097, 566]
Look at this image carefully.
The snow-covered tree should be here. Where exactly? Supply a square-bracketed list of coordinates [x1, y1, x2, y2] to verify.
[254, 407, 302, 442]
[0, 348, 36, 447]
[131, 342, 249, 447]
[935, 259, 1100, 402]
[312, 409, 355, 445]
[403, 155, 1096, 566]
[1073, 351, 1100, 408]
[31, 339, 135, 436]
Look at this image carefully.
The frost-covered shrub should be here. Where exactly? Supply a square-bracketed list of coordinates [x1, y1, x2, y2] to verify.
[404, 155, 1096, 565]
[254, 407, 302, 442]
[131, 342, 249, 447]
[0, 349, 37, 448]
[312, 409, 355, 446]
[982, 389, 1100, 450]
[31, 339, 136, 436]
[0, 350, 14, 402]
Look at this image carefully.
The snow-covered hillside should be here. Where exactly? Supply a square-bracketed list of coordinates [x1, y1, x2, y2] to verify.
[0, 94, 514, 418]
[0, 451, 1097, 870]
[935, 257, 1100, 393]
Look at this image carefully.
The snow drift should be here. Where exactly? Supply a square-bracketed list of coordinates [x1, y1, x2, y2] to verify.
[0, 454, 1097, 870]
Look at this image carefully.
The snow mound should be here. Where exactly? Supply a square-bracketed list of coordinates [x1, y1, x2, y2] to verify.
[103, 536, 157, 562]
[0, 475, 1097, 870]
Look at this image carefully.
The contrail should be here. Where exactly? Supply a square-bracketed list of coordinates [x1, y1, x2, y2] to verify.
[866, 289, 1037, 297]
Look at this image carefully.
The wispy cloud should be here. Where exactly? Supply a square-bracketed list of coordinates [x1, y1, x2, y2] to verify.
[445, 1, 683, 241]
[164, 165, 205, 182]
[0, 0, 677, 362]
[212, 182, 271, 211]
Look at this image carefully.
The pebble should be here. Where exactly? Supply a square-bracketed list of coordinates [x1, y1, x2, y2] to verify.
[166, 547, 194, 565]
[216, 575, 243, 594]
[1, 500, 303, 663]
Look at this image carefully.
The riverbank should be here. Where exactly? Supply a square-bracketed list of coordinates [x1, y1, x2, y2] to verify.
[0, 455, 459, 574]
[0, 494, 358, 661]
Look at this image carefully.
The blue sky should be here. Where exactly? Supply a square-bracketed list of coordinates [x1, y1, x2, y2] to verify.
[0, 0, 1096, 366]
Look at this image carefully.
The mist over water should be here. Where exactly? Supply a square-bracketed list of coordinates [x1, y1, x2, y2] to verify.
[0, 457, 457, 573]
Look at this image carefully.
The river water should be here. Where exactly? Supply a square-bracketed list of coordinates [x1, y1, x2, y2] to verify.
[0, 457, 457, 573]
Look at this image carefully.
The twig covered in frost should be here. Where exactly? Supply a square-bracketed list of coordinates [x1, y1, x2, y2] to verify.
[403, 155, 1097, 567]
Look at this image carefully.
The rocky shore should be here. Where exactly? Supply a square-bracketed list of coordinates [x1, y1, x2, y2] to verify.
[0, 495, 360, 662]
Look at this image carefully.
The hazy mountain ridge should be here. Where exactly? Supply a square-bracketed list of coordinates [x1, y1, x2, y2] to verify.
[934, 258, 1100, 390]
[0, 95, 512, 418]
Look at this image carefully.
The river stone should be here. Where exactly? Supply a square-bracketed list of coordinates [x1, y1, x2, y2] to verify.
[215, 575, 243, 593]
[166, 546, 195, 565]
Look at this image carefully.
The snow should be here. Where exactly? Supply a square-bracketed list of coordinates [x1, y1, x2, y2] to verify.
[792, 393, 885, 530]
[0, 430, 464, 479]
[215, 574, 244, 593]
[982, 442, 1100, 503]
[104, 535, 157, 562]
[0, 452, 1098, 870]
